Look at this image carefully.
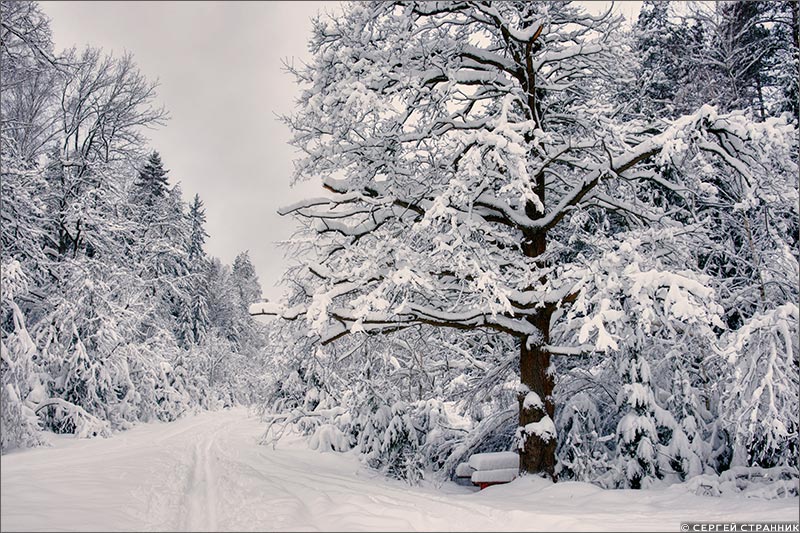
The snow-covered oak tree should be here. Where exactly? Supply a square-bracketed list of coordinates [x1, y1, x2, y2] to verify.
[264, 2, 797, 478]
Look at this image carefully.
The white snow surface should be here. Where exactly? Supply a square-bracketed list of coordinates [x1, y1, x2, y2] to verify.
[522, 391, 544, 411]
[1, 408, 798, 532]
[524, 415, 557, 441]
[471, 468, 518, 484]
[455, 462, 475, 478]
[468, 451, 520, 471]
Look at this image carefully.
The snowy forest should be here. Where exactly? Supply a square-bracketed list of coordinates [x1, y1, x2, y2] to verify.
[1, 0, 268, 446]
[2, 0, 799, 504]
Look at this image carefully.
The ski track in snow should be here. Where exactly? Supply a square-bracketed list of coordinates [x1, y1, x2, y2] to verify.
[1, 408, 798, 532]
[180, 430, 220, 531]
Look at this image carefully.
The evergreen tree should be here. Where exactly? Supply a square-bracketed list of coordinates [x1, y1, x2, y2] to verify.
[616, 350, 661, 489]
[555, 393, 609, 482]
[177, 194, 211, 348]
[134, 151, 170, 202]
[187, 194, 209, 263]
[232, 251, 262, 307]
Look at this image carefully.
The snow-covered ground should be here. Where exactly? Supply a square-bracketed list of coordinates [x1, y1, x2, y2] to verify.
[1, 408, 797, 532]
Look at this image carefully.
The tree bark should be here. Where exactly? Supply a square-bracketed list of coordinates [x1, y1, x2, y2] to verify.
[518, 307, 556, 477]
[518, 211, 556, 478]
[515, 22, 557, 473]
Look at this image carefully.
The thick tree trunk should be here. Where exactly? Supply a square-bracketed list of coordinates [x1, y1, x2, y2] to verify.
[516, 25, 556, 478]
[518, 220, 557, 478]
[518, 309, 556, 477]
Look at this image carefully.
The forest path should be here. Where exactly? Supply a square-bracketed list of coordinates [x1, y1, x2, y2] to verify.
[2, 408, 797, 532]
[0, 408, 478, 532]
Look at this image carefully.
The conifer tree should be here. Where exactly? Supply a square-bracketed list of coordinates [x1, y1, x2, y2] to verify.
[187, 194, 209, 263]
[134, 151, 170, 202]
[232, 251, 262, 307]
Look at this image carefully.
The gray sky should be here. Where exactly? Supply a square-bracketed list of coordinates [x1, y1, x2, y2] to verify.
[41, 1, 330, 301]
[39, 1, 641, 302]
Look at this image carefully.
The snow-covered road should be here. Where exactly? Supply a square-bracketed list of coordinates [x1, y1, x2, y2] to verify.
[1, 408, 797, 532]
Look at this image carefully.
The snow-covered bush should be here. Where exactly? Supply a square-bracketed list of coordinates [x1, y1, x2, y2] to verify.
[720, 304, 799, 470]
[1, 262, 44, 452]
[259, 317, 519, 483]
[685, 466, 799, 499]
[555, 392, 611, 482]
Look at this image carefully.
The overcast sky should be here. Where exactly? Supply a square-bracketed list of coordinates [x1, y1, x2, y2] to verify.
[39, 1, 641, 302]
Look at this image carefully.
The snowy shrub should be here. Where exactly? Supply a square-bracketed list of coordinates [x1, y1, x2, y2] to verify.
[354, 397, 481, 484]
[34, 398, 110, 439]
[1, 318, 44, 451]
[555, 393, 611, 482]
[0, 376, 43, 453]
[685, 466, 799, 500]
[309, 423, 352, 452]
[720, 304, 799, 470]
[1, 263, 44, 452]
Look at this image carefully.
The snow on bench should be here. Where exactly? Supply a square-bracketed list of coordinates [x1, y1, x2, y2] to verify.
[455, 462, 476, 478]
[471, 468, 518, 485]
[453, 462, 476, 486]
[455, 452, 520, 490]
[468, 451, 519, 471]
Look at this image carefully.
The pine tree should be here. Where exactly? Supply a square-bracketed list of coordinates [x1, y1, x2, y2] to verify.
[177, 194, 211, 348]
[187, 194, 209, 263]
[616, 349, 661, 489]
[134, 151, 170, 202]
[555, 392, 609, 482]
[232, 251, 262, 307]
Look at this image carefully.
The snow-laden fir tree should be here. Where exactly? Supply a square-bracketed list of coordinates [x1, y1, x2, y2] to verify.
[134, 152, 170, 202]
[176, 195, 211, 348]
[232, 251, 262, 307]
[187, 194, 209, 262]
